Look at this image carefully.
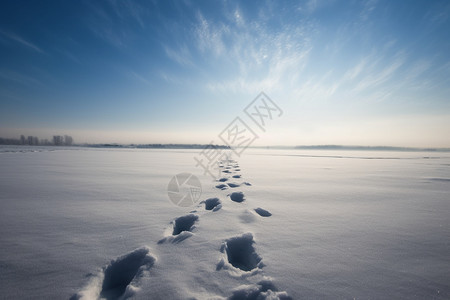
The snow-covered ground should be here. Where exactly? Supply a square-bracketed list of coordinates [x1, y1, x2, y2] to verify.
[1, 146, 449, 299]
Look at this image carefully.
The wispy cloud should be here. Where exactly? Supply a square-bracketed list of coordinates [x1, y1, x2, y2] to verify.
[404, 60, 431, 82]
[195, 11, 227, 56]
[56, 48, 81, 64]
[190, 5, 313, 94]
[84, 3, 125, 48]
[359, 0, 378, 22]
[0, 69, 44, 88]
[158, 70, 190, 86]
[352, 52, 406, 93]
[83, 0, 148, 49]
[163, 44, 194, 67]
[0, 30, 45, 54]
[344, 59, 368, 81]
[107, 0, 146, 28]
[424, 1, 450, 25]
[125, 70, 150, 85]
[172, 0, 447, 109]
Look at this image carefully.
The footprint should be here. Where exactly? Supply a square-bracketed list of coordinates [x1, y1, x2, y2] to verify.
[243, 182, 252, 186]
[229, 278, 291, 300]
[223, 170, 232, 174]
[254, 208, 272, 217]
[229, 192, 245, 203]
[203, 198, 222, 211]
[218, 177, 229, 182]
[232, 175, 241, 179]
[158, 214, 198, 244]
[72, 247, 156, 300]
[227, 183, 240, 188]
[172, 214, 198, 235]
[215, 184, 228, 190]
[100, 247, 155, 300]
[219, 233, 263, 272]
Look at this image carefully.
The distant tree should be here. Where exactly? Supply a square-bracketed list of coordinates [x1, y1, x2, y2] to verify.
[2, 138, 21, 145]
[53, 135, 64, 146]
[64, 135, 73, 146]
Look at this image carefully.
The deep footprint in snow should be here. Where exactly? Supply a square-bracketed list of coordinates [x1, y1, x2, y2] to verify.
[229, 192, 245, 203]
[100, 247, 155, 300]
[172, 214, 198, 235]
[232, 175, 241, 179]
[227, 183, 240, 188]
[203, 197, 222, 211]
[72, 247, 156, 300]
[215, 184, 228, 190]
[254, 208, 272, 217]
[218, 177, 229, 182]
[220, 233, 262, 272]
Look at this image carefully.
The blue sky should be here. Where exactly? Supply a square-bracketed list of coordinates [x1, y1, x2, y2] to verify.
[0, 0, 449, 146]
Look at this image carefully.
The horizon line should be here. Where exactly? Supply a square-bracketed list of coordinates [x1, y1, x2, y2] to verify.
[1, 141, 449, 152]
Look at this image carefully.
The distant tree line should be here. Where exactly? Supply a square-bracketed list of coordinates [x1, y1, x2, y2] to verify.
[134, 144, 230, 149]
[83, 143, 231, 149]
[0, 135, 74, 146]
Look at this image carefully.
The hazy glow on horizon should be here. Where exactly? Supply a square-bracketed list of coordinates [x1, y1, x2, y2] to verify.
[0, 1, 449, 147]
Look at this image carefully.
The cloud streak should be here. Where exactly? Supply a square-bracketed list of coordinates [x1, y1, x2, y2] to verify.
[0, 30, 45, 54]
[83, 0, 148, 49]
[0, 70, 44, 88]
[185, 5, 314, 94]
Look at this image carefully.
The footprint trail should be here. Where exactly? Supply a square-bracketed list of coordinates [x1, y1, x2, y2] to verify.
[73, 156, 285, 299]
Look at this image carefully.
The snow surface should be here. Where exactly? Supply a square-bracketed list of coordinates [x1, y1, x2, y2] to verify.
[1, 146, 450, 299]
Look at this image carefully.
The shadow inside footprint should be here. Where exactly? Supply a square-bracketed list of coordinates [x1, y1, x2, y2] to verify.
[215, 184, 228, 190]
[204, 198, 221, 210]
[227, 183, 240, 188]
[224, 233, 262, 272]
[172, 214, 198, 235]
[232, 175, 241, 179]
[218, 177, 229, 182]
[229, 192, 245, 203]
[254, 207, 272, 217]
[100, 247, 155, 300]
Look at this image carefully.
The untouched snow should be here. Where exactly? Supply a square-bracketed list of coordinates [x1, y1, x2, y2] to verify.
[1, 147, 450, 299]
